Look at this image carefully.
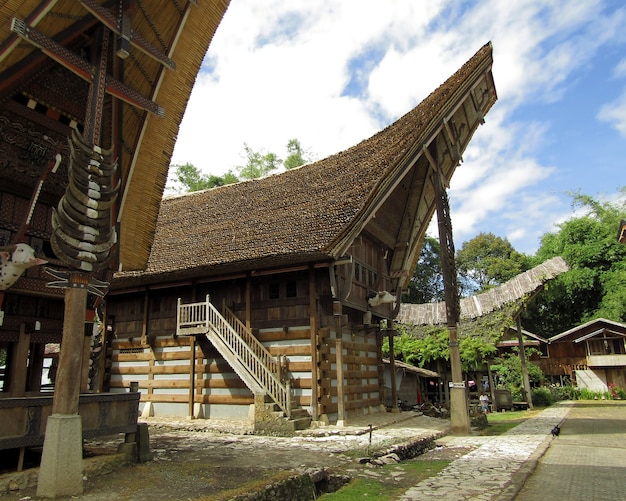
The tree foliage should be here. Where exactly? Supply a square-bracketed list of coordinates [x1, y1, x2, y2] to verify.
[523, 188, 626, 335]
[403, 236, 444, 303]
[284, 138, 315, 170]
[490, 348, 545, 398]
[456, 232, 529, 294]
[168, 139, 314, 193]
[236, 143, 282, 180]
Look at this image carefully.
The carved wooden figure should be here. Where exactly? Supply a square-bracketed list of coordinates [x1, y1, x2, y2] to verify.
[0, 243, 48, 291]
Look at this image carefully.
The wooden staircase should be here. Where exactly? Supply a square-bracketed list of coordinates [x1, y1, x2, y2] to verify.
[176, 295, 303, 425]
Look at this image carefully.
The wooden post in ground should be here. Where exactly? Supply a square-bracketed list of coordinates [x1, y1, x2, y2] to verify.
[38, 285, 88, 497]
[9, 323, 29, 397]
[334, 301, 345, 426]
[516, 316, 534, 409]
[433, 166, 470, 434]
[388, 329, 399, 413]
[189, 335, 196, 418]
[309, 267, 319, 421]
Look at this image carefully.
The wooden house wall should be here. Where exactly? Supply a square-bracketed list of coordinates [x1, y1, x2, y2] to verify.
[535, 340, 588, 377]
[106, 265, 385, 419]
[317, 325, 382, 418]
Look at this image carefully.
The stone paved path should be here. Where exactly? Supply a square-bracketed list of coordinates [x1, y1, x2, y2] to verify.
[399, 404, 571, 501]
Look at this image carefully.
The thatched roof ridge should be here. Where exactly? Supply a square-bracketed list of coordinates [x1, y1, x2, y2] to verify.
[113, 42, 494, 287]
[397, 256, 569, 326]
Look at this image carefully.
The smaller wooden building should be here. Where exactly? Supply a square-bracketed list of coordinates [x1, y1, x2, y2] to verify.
[538, 318, 626, 391]
[382, 358, 438, 408]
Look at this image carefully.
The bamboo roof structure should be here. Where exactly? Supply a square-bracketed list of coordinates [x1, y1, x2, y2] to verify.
[0, 1, 231, 271]
[397, 256, 569, 326]
[113, 42, 497, 289]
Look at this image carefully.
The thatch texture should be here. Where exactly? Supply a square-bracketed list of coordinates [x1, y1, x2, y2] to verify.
[397, 256, 569, 326]
[113, 43, 496, 287]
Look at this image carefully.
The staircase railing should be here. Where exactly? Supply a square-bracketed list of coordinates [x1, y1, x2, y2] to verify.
[177, 295, 291, 417]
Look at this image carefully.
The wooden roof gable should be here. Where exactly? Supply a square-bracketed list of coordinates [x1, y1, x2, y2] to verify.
[1, 1, 231, 271]
[113, 42, 497, 289]
[549, 318, 626, 343]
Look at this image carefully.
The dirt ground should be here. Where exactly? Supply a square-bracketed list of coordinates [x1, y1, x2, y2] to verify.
[0, 412, 468, 500]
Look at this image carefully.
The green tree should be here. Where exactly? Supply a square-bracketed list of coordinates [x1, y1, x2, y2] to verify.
[490, 348, 545, 399]
[169, 163, 238, 193]
[523, 188, 626, 335]
[403, 236, 445, 304]
[456, 232, 529, 294]
[284, 138, 315, 170]
[237, 143, 282, 180]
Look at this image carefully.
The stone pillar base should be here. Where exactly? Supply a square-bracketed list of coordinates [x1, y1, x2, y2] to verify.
[141, 401, 154, 418]
[449, 387, 470, 434]
[37, 414, 83, 498]
[193, 402, 204, 419]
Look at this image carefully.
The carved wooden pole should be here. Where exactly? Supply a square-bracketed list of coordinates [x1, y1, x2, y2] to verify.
[39, 27, 112, 498]
[433, 167, 470, 434]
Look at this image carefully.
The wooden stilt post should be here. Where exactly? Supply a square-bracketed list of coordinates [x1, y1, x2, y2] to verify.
[388, 329, 399, 413]
[189, 335, 196, 418]
[334, 301, 345, 426]
[309, 267, 319, 421]
[9, 323, 29, 397]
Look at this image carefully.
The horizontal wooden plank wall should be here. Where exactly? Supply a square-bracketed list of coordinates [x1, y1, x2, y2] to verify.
[110, 336, 255, 412]
[318, 326, 382, 418]
[110, 325, 316, 413]
[258, 326, 313, 408]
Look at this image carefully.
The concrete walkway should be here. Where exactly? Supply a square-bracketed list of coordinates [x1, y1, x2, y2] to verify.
[400, 400, 626, 501]
[514, 400, 626, 501]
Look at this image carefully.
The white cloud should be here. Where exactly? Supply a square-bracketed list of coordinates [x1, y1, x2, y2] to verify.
[598, 90, 626, 137]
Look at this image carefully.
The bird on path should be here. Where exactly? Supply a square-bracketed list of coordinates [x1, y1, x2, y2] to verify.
[550, 425, 561, 437]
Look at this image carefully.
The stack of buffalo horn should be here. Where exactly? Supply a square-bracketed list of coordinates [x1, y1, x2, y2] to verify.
[51, 130, 118, 272]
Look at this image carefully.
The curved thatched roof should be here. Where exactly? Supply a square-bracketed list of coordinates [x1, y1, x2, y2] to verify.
[113, 43, 496, 288]
[1, 1, 230, 271]
[397, 256, 569, 326]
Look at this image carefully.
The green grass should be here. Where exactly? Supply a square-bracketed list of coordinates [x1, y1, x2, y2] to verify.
[319, 460, 450, 500]
[480, 408, 544, 436]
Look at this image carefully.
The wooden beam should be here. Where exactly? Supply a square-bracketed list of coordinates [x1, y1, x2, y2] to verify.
[80, 0, 176, 69]
[0, 0, 59, 64]
[10, 18, 164, 117]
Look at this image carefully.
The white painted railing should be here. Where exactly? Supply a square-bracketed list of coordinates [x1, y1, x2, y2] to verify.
[177, 295, 291, 417]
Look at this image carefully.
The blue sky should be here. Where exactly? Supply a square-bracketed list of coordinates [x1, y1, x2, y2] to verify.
[170, 0, 626, 255]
